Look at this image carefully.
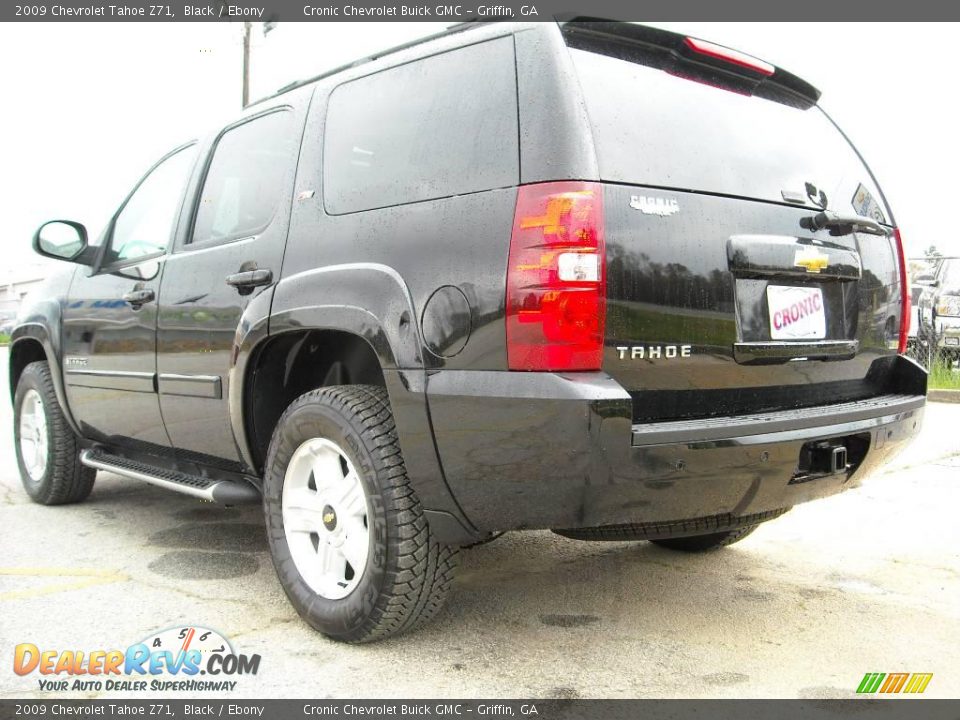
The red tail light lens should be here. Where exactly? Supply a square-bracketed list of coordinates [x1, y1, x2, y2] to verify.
[684, 37, 775, 77]
[894, 227, 910, 354]
[506, 182, 606, 371]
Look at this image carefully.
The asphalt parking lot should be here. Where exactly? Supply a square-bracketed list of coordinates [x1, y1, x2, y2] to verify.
[1, 346, 958, 700]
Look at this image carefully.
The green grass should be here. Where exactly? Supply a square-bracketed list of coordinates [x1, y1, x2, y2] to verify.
[929, 359, 960, 390]
[0, 333, 9, 346]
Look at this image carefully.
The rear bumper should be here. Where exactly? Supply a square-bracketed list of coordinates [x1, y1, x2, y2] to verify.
[425, 356, 927, 535]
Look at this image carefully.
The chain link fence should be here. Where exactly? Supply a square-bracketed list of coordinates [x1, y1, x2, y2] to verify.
[907, 324, 960, 387]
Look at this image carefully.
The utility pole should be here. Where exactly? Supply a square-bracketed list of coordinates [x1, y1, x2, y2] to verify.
[241, 21, 251, 108]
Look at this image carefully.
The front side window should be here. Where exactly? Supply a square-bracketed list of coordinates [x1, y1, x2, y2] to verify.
[191, 110, 294, 245]
[107, 145, 197, 265]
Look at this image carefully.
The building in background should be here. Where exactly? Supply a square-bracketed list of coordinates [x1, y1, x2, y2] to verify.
[0, 263, 49, 331]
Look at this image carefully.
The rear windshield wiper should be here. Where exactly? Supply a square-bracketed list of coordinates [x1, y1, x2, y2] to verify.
[802, 210, 890, 236]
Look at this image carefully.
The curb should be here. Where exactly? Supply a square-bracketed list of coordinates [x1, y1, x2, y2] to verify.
[929, 389, 960, 404]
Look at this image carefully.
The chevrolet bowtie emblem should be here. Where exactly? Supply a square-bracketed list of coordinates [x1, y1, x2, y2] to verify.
[794, 247, 830, 273]
[323, 512, 336, 524]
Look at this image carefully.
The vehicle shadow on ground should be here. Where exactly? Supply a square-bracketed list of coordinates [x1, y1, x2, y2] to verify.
[37, 471, 795, 635]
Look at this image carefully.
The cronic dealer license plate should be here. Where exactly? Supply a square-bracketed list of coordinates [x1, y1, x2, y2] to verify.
[767, 285, 826, 340]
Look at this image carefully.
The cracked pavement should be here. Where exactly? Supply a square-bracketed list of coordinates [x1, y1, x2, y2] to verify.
[0, 347, 958, 699]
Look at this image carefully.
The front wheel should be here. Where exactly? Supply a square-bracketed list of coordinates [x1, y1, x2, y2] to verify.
[263, 385, 459, 643]
[13, 360, 96, 505]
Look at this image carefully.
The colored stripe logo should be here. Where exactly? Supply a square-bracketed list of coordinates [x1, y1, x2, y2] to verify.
[857, 672, 933, 694]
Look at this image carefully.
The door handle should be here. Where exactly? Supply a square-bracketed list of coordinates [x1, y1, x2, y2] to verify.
[225, 268, 273, 295]
[122, 287, 155, 308]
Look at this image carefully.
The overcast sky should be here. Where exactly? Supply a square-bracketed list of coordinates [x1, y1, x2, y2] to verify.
[1, 21, 957, 283]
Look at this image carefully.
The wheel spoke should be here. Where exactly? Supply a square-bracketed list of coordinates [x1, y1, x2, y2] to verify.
[338, 473, 367, 517]
[285, 507, 325, 534]
[283, 488, 326, 533]
[285, 487, 322, 512]
[311, 448, 345, 494]
[340, 518, 369, 572]
[316, 540, 338, 578]
[327, 544, 352, 586]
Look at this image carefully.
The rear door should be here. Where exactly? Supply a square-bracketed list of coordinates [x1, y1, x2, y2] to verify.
[562, 22, 904, 422]
[155, 94, 307, 463]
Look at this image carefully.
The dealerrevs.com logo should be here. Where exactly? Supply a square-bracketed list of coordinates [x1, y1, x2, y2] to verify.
[13, 626, 260, 693]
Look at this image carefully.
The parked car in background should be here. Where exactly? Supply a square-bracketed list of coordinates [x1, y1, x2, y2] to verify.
[907, 257, 942, 341]
[916, 257, 960, 363]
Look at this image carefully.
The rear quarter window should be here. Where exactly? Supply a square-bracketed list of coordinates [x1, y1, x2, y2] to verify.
[323, 36, 519, 215]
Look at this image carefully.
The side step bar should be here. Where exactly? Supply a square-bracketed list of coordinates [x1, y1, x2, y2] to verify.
[80, 449, 260, 505]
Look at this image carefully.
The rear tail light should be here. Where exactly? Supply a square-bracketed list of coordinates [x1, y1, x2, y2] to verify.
[894, 227, 910, 354]
[506, 182, 606, 371]
[684, 36, 775, 77]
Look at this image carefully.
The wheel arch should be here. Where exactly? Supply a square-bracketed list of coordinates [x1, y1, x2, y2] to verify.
[228, 264, 478, 543]
[8, 323, 82, 437]
[227, 265, 479, 543]
[239, 326, 389, 474]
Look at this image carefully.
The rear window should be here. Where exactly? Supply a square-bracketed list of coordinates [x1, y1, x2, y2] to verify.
[192, 110, 295, 245]
[568, 42, 889, 219]
[323, 36, 519, 215]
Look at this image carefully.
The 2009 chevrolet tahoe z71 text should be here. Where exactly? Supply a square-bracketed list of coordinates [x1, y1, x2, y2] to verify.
[11, 20, 926, 642]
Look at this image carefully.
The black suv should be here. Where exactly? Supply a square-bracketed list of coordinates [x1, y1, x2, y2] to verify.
[11, 21, 926, 642]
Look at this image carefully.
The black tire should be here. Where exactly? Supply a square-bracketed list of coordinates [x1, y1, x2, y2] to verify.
[13, 360, 96, 505]
[650, 525, 759, 552]
[263, 385, 459, 643]
[553, 508, 788, 546]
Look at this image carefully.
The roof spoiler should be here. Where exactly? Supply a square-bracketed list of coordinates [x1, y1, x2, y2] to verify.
[558, 19, 821, 110]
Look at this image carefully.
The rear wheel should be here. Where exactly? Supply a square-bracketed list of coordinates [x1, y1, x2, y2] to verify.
[263, 385, 459, 643]
[13, 360, 96, 505]
[553, 508, 788, 549]
[650, 525, 759, 552]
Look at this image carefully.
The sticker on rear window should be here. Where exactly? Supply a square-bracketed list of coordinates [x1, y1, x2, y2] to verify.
[852, 183, 886, 224]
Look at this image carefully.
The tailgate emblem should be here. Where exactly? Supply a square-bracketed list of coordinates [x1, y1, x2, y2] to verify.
[794, 247, 829, 273]
[630, 195, 679, 217]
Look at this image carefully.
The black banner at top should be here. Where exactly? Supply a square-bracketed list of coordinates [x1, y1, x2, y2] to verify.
[4, 0, 960, 22]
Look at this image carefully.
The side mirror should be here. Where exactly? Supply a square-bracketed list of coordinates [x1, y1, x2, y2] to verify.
[33, 220, 91, 264]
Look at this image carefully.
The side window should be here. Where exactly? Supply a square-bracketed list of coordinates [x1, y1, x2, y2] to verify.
[107, 145, 197, 265]
[323, 36, 519, 215]
[191, 110, 294, 245]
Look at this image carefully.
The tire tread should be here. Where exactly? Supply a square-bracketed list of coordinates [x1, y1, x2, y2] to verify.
[15, 361, 95, 505]
[266, 384, 458, 643]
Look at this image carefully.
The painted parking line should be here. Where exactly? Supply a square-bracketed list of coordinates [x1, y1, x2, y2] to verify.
[0, 567, 128, 601]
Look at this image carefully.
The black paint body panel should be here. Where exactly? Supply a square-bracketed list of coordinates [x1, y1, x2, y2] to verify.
[427, 358, 925, 532]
